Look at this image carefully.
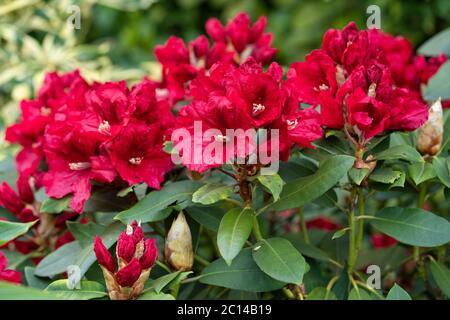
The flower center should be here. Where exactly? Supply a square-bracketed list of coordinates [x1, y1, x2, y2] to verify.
[69, 162, 91, 171]
[98, 120, 111, 136]
[367, 83, 377, 98]
[314, 84, 329, 92]
[252, 103, 266, 116]
[286, 119, 298, 130]
[214, 134, 229, 143]
[40, 107, 52, 116]
[129, 157, 143, 165]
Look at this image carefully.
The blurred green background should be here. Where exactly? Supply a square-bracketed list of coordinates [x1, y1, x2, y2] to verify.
[1, 0, 449, 141]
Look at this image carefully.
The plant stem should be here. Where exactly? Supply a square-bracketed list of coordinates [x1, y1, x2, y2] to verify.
[282, 287, 295, 300]
[252, 214, 263, 241]
[355, 188, 365, 253]
[347, 208, 356, 275]
[297, 207, 310, 244]
[415, 184, 427, 279]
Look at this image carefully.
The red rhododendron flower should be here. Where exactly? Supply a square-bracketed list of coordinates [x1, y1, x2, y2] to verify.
[306, 216, 340, 231]
[371, 233, 398, 249]
[0, 251, 21, 284]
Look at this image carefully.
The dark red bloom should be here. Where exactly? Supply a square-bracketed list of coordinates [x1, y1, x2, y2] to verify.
[106, 120, 173, 188]
[371, 233, 398, 249]
[306, 216, 340, 231]
[0, 251, 22, 284]
[116, 229, 136, 263]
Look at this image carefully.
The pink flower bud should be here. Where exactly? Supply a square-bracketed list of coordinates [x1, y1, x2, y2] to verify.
[115, 258, 142, 287]
[139, 238, 158, 269]
[94, 236, 116, 273]
[130, 220, 144, 245]
[17, 175, 34, 204]
[0, 182, 24, 214]
[205, 18, 226, 42]
[116, 230, 135, 263]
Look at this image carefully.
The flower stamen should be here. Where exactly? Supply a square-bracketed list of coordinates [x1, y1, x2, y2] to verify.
[129, 157, 143, 165]
[69, 162, 91, 171]
[98, 120, 111, 136]
[252, 103, 266, 116]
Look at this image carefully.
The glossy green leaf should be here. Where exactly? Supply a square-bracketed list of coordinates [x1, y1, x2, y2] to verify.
[256, 174, 284, 201]
[115, 180, 202, 224]
[332, 228, 349, 240]
[369, 168, 403, 184]
[192, 183, 234, 205]
[306, 287, 337, 300]
[418, 28, 450, 56]
[40, 196, 72, 214]
[252, 238, 306, 285]
[0, 220, 36, 245]
[45, 280, 106, 300]
[0, 282, 60, 300]
[375, 145, 423, 163]
[185, 206, 226, 232]
[386, 284, 412, 300]
[370, 207, 450, 247]
[407, 162, 436, 185]
[24, 267, 51, 290]
[199, 249, 285, 292]
[348, 167, 369, 185]
[138, 291, 175, 300]
[433, 157, 450, 188]
[217, 207, 254, 265]
[424, 61, 450, 101]
[66, 222, 106, 247]
[429, 259, 450, 298]
[272, 155, 355, 211]
[348, 287, 372, 300]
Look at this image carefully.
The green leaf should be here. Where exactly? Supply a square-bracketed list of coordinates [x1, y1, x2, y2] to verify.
[0, 282, 61, 300]
[252, 238, 306, 285]
[256, 174, 284, 201]
[217, 207, 254, 265]
[348, 287, 372, 300]
[199, 249, 285, 292]
[35, 222, 123, 278]
[429, 259, 450, 298]
[418, 28, 450, 56]
[332, 228, 349, 240]
[138, 291, 175, 300]
[370, 207, 450, 247]
[348, 167, 369, 185]
[369, 168, 403, 184]
[0, 220, 36, 245]
[66, 222, 106, 247]
[192, 183, 234, 205]
[272, 155, 355, 211]
[306, 287, 337, 300]
[40, 196, 72, 214]
[24, 267, 51, 290]
[386, 284, 412, 300]
[432, 157, 450, 188]
[115, 180, 202, 224]
[424, 61, 450, 101]
[45, 280, 106, 300]
[146, 271, 181, 293]
[185, 206, 226, 232]
[375, 145, 423, 163]
[407, 162, 436, 185]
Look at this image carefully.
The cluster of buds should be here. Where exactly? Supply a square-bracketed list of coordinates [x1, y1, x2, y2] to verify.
[416, 99, 444, 156]
[94, 221, 157, 300]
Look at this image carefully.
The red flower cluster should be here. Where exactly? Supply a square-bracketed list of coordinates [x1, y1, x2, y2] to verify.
[173, 58, 323, 172]
[285, 22, 432, 142]
[154, 12, 277, 104]
[94, 221, 157, 300]
[6, 71, 174, 213]
[0, 251, 21, 284]
[371, 233, 398, 249]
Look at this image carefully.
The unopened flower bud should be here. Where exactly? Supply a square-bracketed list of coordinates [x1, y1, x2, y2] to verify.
[94, 236, 116, 273]
[115, 258, 142, 288]
[165, 212, 194, 271]
[140, 239, 158, 269]
[130, 220, 144, 244]
[116, 232, 135, 263]
[417, 99, 443, 156]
